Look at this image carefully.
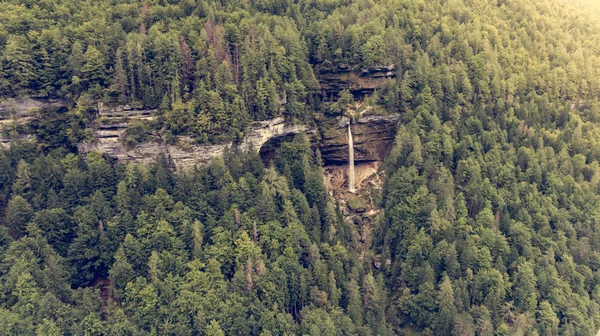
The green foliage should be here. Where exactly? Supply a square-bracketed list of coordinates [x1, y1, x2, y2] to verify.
[0, 139, 365, 333]
[0, 1, 321, 142]
[5, 194, 32, 238]
[123, 122, 151, 147]
[347, 195, 366, 212]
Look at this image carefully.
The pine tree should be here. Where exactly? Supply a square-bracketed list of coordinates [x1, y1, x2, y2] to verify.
[513, 259, 538, 312]
[346, 278, 363, 324]
[11, 159, 31, 197]
[206, 320, 225, 336]
[328, 271, 339, 307]
[109, 247, 135, 300]
[5, 195, 33, 239]
[1, 35, 36, 93]
[435, 275, 456, 335]
[81, 45, 107, 89]
[36, 319, 62, 336]
[112, 48, 128, 103]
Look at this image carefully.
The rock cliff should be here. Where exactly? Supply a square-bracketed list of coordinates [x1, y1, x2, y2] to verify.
[79, 104, 312, 169]
[79, 63, 399, 168]
[0, 97, 66, 148]
[0, 64, 398, 168]
[317, 64, 396, 100]
[316, 114, 400, 165]
[0, 99, 399, 168]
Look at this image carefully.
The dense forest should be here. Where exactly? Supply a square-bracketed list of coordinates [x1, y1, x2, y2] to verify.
[2, 0, 600, 335]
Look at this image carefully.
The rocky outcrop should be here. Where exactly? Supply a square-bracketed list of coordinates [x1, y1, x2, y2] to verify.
[79, 136, 229, 170]
[0, 97, 66, 148]
[0, 97, 66, 118]
[93, 103, 157, 141]
[259, 112, 400, 165]
[79, 111, 312, 170]
[0, 97, 400, 169]
[317, 114, 400, 165]
[242, 118, 311, 151]
[81, 105, 398, 169]
[317, 64, 396, 100]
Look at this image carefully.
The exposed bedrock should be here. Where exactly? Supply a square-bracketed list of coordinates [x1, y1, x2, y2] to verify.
[0, 97, 67, 148]
[80, 105, 312, 170]
[81, 109, 399, 169]
[0, 96, 66, 118]
[317, 64, 396, 100]
[258, 63, 400, 164]
[1, 64, 400, 169]
[258, 113, 400, 165]
[316, 114, 400, 165]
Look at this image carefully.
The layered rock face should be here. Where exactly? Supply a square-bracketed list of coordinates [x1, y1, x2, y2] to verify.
[79, 136, 229, 170]
[79, 105, 311, 170]
[0, 98, 399, 168]
[257, 113, 400, 165]
[92, 103, 156, 141]
[259, 64, 400, 164]
[317, 64, 396, 100]
[0, 97, 66, 117]
[0, 64, 399, 168]
[84, 109, 399, 168]
[0, 97, 66, 148]
[317, 114, 400, 165]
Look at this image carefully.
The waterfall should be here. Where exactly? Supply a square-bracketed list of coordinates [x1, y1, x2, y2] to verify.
[348, 122, 355, 193]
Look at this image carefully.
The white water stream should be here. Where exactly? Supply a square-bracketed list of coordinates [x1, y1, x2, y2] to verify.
[348, 122, 355, 193]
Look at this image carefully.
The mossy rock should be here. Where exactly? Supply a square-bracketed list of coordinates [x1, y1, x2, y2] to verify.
[348, 195, 367, 213]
